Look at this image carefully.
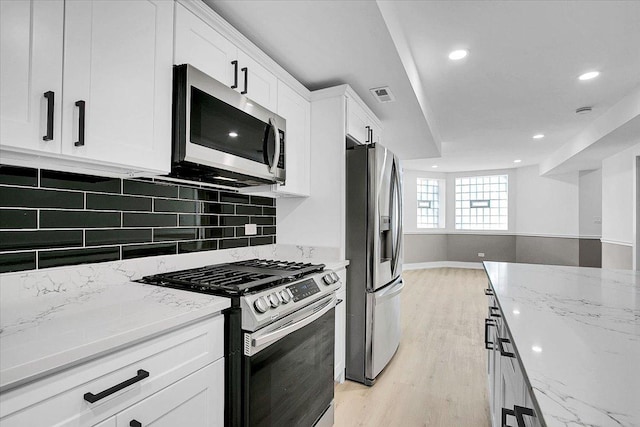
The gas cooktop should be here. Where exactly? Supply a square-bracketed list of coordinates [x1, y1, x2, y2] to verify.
[139, 259, 325, 296]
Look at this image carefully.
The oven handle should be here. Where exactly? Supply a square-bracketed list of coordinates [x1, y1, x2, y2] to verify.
[251, 295, 336, 350]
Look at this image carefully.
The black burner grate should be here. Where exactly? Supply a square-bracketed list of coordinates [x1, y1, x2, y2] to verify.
[140, 259, 325, 296]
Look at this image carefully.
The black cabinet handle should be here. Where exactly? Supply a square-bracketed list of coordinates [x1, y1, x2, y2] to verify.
[241, 67, 248, 94]
[490, 306, 501, 318]
[514, 405, 535, 426]
[43, 91, 54, 141]
[498, 337, 515, 358]
[501, 407, 516, 427]
[502, 406, 535, 427]
[231, 60, 238, 89]
[365, 125, 371, 143]
[337, 299, 344, 306]
[484, 318, 496, 350]
[484, 288, 494, 296]
[74, 100, 85, 147]
[130, 421, 142, 427]
[83, 369, 149, 403]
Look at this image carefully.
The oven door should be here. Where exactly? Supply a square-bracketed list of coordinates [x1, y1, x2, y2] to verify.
[243, 295, 335, 427]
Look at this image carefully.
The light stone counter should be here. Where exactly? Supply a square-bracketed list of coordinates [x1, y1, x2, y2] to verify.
[483, 262, 640, 427]
[0, 244, 348, 392]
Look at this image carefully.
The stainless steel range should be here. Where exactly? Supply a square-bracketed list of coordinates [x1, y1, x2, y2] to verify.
[139, 259, 340, 427]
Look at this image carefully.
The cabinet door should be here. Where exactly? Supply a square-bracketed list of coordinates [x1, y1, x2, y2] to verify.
[237, 50, 278, 112]
[116, 359, 224, 427]
[346, 96, 371, 144]
[174, 3, 236, 87]
[0, 0, 63, 154]
[92, 417, 116, 427]
[61, 0, 173, 173]
[371, 122, 383, 145]
[276, 81, 310, 196]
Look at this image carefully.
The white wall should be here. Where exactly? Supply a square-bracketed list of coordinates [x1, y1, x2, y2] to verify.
[601, 142, 640, 246]
[515, 166, 579, 237]
[579, 169, 603, 238]
[276, 96, 346, 257]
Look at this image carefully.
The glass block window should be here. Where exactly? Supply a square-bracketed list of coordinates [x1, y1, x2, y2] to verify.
[417, 178, 443, 228]
[455, 175, 508, 230]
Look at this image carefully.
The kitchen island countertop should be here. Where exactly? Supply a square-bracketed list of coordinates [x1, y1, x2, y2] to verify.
[483, 262, 640, 427]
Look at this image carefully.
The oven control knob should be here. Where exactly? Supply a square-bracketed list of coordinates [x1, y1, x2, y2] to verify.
[280, 290, 291, 303]
[323, 274, 333, 285]
[268, 293, 280, 308]
[254, 297, 269, 314]
[331, 272, 340, 282]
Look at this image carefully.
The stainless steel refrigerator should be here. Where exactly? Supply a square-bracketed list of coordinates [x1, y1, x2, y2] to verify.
[345, 143, 404, 385]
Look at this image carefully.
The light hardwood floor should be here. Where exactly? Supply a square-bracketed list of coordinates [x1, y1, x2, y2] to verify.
[334, 268, 491, 427]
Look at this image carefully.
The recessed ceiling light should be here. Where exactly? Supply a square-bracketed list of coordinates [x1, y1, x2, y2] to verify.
[533, 134, 544, 139]
[514, 159, 522, 163]
[432, 165, 438, 168]
[512, 309, 520, 315]
[578, 71, 600, 81]
[448, 49, 468, 60]
[228, 132, 238, 137]
[532, 345, 543, 353]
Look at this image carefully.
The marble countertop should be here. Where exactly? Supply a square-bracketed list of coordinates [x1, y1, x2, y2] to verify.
[483, 262, 640, 427]
[0, 278, 230, 392]
[0, 244, 348, 392]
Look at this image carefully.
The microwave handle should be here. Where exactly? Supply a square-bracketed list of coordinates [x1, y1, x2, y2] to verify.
[269, 118, 281, 174]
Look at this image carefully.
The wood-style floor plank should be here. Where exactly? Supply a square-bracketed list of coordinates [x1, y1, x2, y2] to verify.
[334, 268, 491, 427]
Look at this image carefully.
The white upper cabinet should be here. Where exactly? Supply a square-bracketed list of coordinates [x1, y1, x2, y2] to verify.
[346, 95, 382, 145]
[237, 50, 278, 112]
[174, 3, 235, 86]
[61, 0, 173, 174]
[173, 3, 277, 112]
[276, 81, 310, 196]
[0, 0, 64, 154]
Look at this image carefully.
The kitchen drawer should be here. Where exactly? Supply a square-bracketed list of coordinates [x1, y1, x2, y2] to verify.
[116, 359, 224, 427]
[0, 315, 223, 426]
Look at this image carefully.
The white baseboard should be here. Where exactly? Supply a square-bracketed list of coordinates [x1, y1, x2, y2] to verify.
[402, 261, 484, 271]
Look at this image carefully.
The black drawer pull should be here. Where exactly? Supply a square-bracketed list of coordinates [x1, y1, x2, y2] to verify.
[231, 60, 238, 89]
[484, 288, 493, 296]
[43, 91, 54, 141]
[501, 407, 516, 427]
[83, 369, 149, 403]
[490, 306, 501, 318]
[337, 298, 344, 306]
[484, 318, 496, 350]
[130, 421, 142, 427]
[74, 100, 85, 147]
[241, 67, 248, 94]
[497, 337, 515, 358]
[514, 405, 535, 426]
[502, 406, 535, 427]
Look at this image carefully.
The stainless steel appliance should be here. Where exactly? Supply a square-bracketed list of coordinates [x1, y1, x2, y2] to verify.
[140, 259, 340, 427]
[345, 143, 404, 385]
[172, 64, 286, 187]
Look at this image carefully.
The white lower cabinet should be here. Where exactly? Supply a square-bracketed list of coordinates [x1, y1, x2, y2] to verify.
[0, 316, 224, 427]
[116, 359, 223, 427]
[485, 290, 541, 427]
[334, 267, 347, 383]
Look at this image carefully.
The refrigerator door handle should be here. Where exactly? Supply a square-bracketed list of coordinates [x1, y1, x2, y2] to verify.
[390, 158, 403, 276]
[375, 278, 404, 303]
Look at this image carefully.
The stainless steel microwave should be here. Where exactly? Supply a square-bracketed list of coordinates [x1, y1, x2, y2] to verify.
[171, 64, 285, 187]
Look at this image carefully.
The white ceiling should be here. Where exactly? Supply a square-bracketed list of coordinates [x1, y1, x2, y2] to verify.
[206, 0, 640, 172]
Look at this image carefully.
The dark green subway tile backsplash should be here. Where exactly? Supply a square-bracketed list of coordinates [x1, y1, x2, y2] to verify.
[0, 209, 37, 229]
[0, 164, 276, 273]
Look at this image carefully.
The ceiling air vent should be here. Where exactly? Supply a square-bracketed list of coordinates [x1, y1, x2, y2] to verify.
[370, 86, 395, 103]
[576, 106, 593, 115]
